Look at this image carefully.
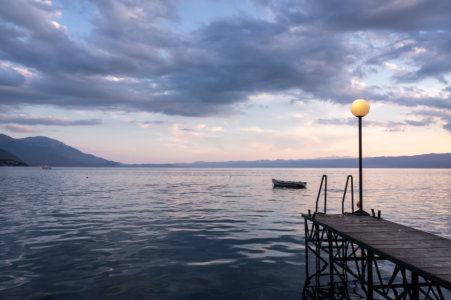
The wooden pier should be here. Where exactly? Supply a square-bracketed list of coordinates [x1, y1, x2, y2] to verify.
[302, 213, 451, 299]
[301, 175, 451, 299]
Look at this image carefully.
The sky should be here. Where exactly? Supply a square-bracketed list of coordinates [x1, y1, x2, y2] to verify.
[0, 0, 450, 164]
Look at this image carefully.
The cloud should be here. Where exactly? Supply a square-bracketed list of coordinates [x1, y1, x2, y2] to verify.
[0, 0, 450, 117]
[3, 124, 37, 133]
[317, 118, 354, 126]
[168, 123, 223, 139]
[408, 108, 451, 133]
[0, 64, 26, 86]
[0, 114, 101, 126]
[383, 62, 406, 73]
[138, 120, 168, 128]
[180, 128, 194, 132]
[316, 115, 444, 132]
[255, 0, 451, 38]
[317, 117, 405, 131]
[260, 0, 451, 85]
[444, 121, 451, 132]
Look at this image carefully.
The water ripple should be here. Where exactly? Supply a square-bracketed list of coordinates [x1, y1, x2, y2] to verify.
[0, 167, 449, 298]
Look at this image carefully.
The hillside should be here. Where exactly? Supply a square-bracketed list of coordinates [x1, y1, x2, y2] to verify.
[0, 148, 27, 166]
[0, 134, 119, 167]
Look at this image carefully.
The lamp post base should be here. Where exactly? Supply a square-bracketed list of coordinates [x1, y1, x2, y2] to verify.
[353, 209, 370, 216]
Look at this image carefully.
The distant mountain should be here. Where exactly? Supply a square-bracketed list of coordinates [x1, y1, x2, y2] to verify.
[0, 148, 27, 166]
[125, 153, 450, 168]
[0, 134, 119, 167]
[173, 153, 451, 168]
[172, 153, 451, 168]
[2, 133, 449, 168]
[124, 163, 177, 168]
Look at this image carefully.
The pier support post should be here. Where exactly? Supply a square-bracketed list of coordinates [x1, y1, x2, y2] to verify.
[412, 272, 419, 300]
[304, 218, 309, 283]
[315, 224, 320, 290]
[328, 230, 334, 297]
[367, 251, 374, 300]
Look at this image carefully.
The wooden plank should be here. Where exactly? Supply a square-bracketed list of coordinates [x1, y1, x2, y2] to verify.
[366, 240, 451, 249]
[344, 231, 441, 242]
[332, 225, 418, 233]
[402, 257, 451, 268]
[336, 222, 418, 229]
[420, 267, 451, 275]
[376, 247, 451, 258]
[314, 214, 382, 224]
[441, 274, 451, 283]
[368, 238, 449, 245]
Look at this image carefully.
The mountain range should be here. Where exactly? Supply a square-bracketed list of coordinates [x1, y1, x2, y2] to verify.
[169, 153, 451, 168]
[1, 133, 450, 168]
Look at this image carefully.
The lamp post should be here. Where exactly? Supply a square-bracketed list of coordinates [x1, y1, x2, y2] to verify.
[351, 99, 370, 215]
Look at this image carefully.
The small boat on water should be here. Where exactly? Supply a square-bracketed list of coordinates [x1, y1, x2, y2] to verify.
[272, 179, 307, 189]
[42, 165, 52, 170]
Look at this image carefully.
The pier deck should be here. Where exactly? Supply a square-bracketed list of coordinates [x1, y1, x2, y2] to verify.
[307, 214, 451, 288]
[302, 213, 451, 299]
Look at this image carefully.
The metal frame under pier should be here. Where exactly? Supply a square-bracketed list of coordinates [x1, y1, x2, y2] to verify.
[302, 213, 451, 300]
[301, 175, 451, 300]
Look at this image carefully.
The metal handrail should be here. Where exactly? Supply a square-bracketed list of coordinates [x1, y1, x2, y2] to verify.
[315, 175, 327, 214]
[341, 175, 354, 215]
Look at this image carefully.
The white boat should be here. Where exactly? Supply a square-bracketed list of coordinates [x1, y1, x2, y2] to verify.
[272, 179, 307, 188]
[42, 165, 52, 170]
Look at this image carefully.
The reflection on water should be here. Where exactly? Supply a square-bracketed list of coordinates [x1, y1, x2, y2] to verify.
[0, 167, 449, 298]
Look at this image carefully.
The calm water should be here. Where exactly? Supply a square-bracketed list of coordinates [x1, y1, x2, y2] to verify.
[0, 168, 450, 299]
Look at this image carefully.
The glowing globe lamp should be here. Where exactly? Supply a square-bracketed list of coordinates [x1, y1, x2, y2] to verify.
[351, 99, 370, 117]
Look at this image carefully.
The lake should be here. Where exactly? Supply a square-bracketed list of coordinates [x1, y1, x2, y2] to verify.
[0, 167, 450, 299]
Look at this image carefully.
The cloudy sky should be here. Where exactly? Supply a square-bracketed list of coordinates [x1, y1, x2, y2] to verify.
[0, 0, 450, 163]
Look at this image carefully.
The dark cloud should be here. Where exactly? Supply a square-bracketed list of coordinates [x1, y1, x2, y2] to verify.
[257, 0, 451, 91]
[263, 0, 451, 32]
[0, 66, 25, 86]
[0, 0, 450, 117]
[369, 31, 451, 83]
[383, 94, 451, 110]
[0, 114, 101, 126]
